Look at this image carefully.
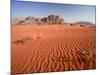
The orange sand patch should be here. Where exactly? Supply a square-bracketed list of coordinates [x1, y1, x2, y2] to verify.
[11, 25, 96, 75]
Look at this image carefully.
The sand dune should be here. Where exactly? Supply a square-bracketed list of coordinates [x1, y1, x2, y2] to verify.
[11, 25, 96, 75]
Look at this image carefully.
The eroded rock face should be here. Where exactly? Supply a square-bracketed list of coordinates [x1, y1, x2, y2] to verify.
[35, 18, 42, 25]
[25, 17, 35, 22]
[42, 17, 48, 22]
[59, 18, 64, 24]
[15, 15, 65, 25]
[55, 15, 60, 24]
[47, 15, 65, 24]
[25, 17, 37, 25]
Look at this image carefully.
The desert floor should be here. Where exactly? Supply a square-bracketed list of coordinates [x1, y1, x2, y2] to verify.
[11, 25, 96, 75]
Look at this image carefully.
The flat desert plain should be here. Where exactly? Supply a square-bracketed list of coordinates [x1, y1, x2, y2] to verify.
[12, 25, 96, 75]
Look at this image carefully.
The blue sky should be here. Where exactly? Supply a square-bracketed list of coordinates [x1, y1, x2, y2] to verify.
[11, 0, 96, 24]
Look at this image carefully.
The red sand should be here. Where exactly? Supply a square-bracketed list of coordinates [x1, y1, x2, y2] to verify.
[11, 25, 96, 75]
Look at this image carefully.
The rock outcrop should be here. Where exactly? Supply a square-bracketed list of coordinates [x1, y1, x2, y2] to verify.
[11, 17, 24, 25]
[14, 15, 65, 25]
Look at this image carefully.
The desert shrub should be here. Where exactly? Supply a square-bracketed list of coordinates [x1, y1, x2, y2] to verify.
[13, 35, 32, 44]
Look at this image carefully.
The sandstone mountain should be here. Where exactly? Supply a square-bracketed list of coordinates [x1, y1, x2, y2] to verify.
[11, 17, 24, 25]
[74, 21, 95, 25]
[12, 15, 65, 25]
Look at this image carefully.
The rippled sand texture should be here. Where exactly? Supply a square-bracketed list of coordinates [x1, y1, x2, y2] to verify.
[12, 25, 96, 75]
